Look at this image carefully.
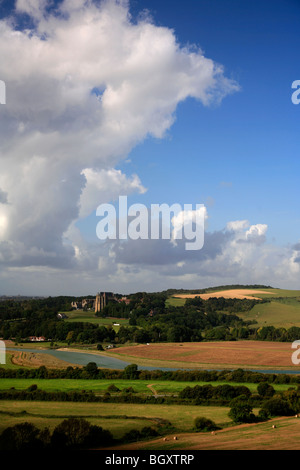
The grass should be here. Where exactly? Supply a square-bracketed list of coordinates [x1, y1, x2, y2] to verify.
[113, 416, 300, 450]
[167, 288, 300, 328]
[0, 400, 232, 439]
[165, 297, 186, 307]
[0, 377, 296, 394]
[62, 311, 129, 330]
[239, 299, 300, 328]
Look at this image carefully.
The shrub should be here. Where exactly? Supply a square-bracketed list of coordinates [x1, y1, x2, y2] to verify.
[107, 384, 120, 392]
[194, 417, 219, 432]
[261, 397, 294, 417]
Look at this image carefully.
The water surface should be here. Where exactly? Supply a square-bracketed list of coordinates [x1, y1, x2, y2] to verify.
[7, 347, 300, 374]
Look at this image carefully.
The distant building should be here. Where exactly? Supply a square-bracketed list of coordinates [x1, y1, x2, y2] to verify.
[57, 313, 68, 319]
[29, 336, 46, 342]
[95, 292, 114, 313]
[118, 297, 131, 305]
[71, 301, 82, 310]
[71, 299, 95, 310]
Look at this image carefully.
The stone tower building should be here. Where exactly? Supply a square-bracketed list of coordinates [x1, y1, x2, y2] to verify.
[95, 292, 113, 313]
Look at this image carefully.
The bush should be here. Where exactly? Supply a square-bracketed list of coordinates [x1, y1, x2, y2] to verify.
[107, 384, 120, 392]
[261, 397, 294, 417]
[51, 418, 113, 449]
[122, 427, 158, 442]
[194, 417, 219, 432]
[123, 429, 142, 442]
[27, 384, 38, 392]
[140, 426, 158, 438]
[122, 387, 136, 394]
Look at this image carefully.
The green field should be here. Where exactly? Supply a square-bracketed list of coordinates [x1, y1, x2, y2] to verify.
[0, 378, 295, 394]
[239, 299, 300, 328]
[166, 288, 300, 328]
[0, 400, 232, 439]
[62, 311, 129, 330]
[165, 297, 187, 307]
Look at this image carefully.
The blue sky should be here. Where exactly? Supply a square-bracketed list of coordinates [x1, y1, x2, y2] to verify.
[120, 0, 300, 245]
[0, 0, 300, 295]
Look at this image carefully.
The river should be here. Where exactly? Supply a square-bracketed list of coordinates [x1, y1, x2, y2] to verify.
[6, 347, 300, 374]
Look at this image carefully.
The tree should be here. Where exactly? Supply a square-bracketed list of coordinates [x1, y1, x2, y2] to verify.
[0, 422, 44, 450]
[122, 364, 139, 379]
[228, 395, 255, 423]
[84, 362, 98, 378]
[51, 418, 112, 449]
[257, 382, 275, 398]
[261, 397, 294, 417]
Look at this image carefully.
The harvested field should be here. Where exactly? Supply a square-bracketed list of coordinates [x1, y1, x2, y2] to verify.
[173, 289, 274, 300]
[9, 351, 74, 369]
[103, 416, 300, 450]
[109, 341, 300, 370]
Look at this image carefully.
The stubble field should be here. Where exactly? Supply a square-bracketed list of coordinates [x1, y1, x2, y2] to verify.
[108, 340, 300, 370]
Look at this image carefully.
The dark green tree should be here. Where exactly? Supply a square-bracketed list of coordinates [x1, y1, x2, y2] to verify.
[228, 395, 255, 423]
[84, 362, 98, 378]
[257, 382, 275, 398]
[0, 422, 44, 450]
[122, 364, 139, 379]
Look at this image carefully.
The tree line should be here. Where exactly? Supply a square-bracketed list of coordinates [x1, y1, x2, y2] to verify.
[1, 290, 300, 345]
[1, 363, 300, 386]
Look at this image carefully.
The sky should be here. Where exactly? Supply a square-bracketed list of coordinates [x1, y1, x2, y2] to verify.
[0, 0, 300, 296]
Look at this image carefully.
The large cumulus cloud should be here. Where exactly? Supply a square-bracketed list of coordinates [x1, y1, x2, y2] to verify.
[0, 0, 239, 276]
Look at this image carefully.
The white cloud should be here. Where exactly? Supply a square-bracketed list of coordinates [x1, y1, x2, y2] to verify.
[0, 0, 239, 275]
[79, 168, 147, 219]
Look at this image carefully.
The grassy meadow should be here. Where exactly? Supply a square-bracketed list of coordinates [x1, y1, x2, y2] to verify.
[0, 377, 296, 394]
[168, 287, 300, 329]
[62, 311, 129, 331]
[0, 399, 232, 439]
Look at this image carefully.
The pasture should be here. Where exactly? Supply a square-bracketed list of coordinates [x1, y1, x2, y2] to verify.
[109, 415, 300, 450]
[0, 400, 232, 439]
[63, 311, 129, 330]
[168, 287, 300, 328]
[0, 377, 295, 394]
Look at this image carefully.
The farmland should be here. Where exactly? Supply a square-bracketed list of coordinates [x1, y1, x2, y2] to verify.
[0, 377, 296, 394]
[2, 286, 300, 450]
[107, 340, 300, 371]
[63, 312, 129, 331]
[170, 287, 300, 328]
[0, 400, 232, 440]
[108, 416, 300, 450]
[173, 288, 275, 300]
